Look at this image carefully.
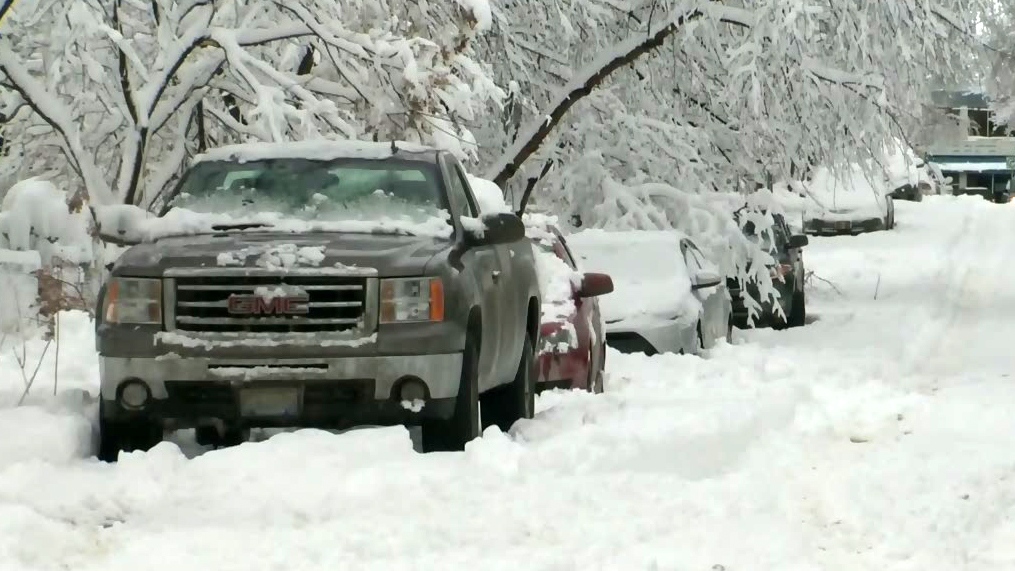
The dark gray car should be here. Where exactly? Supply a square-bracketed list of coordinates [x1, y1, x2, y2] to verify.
[727, 212, 808, 329]
[94, 141, 541, 460]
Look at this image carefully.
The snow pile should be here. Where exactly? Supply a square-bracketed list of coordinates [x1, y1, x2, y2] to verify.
[532, 243, 580, 323]
[0, 179, 107, 332]
[567, 229, 702, 326]
[466, 174, 511, 214]
[0, 310, 97, 467]
[217, 244, 326, 269]
[0, 178, 94, 265]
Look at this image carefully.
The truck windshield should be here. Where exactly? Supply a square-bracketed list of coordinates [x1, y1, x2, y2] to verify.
[170, 158, 448, 224]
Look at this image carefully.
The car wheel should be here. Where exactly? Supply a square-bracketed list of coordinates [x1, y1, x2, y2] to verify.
[479, 335, 536, 433]
[97, 402, 163, 462]
[421, 336, 481, 452]
[787, 289, 806, 327]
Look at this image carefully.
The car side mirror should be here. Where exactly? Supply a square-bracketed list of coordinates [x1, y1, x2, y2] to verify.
[578, 272, 614, 298]
[690, 269, 722, 290]
[465, 212, 525, 246]
[787, 234, 808, 249]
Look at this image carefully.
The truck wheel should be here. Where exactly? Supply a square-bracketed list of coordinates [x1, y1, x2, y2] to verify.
[480, 336, 536, 432]
[787, 289, 806, 327]
[421, 337, 481, 452]
[195, 426, 249, 449]
[97, 403, 163, 462]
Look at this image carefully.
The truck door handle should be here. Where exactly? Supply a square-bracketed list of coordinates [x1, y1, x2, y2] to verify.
[491, 270, 501, 283]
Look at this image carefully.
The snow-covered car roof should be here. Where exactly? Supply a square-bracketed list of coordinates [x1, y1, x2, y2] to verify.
[803, 165, 889, 218]
[566, 229, 700, 324]
[194, 140, 439, 164]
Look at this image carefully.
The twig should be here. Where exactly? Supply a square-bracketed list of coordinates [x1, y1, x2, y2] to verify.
[16, 338, 52, 405]
[805, 270, 844, 296]
[873, 273, 881, 300]
[53, 312, 59, 396]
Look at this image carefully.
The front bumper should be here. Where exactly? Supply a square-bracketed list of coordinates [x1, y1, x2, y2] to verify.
[99, 352, 462, 428]
[804, 216, 884, 235]
[604, 319, 696, 355]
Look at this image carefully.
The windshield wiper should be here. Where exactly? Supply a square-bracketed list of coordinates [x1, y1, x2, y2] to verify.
[211, 223, 273, 231]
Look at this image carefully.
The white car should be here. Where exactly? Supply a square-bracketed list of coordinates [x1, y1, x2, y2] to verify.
[565, 229, 731, 356]
[801, 165, 895, 235]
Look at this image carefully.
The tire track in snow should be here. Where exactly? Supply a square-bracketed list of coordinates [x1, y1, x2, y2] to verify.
[897, 201, 991, 384]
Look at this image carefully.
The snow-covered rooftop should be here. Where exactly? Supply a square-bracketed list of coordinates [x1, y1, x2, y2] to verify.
[194, 140, 440, 164]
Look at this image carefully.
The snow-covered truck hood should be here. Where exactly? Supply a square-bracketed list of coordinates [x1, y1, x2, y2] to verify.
[110, 232, 449, 278]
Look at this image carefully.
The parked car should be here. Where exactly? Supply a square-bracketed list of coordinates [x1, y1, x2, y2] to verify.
[727, 211, 808, 329]
[802, 165, 895, 235]
[461, 176, 614, 393]
[566, 230, 731, 356]
[93, 140, 542, 460]
[530, 223, 613, 393]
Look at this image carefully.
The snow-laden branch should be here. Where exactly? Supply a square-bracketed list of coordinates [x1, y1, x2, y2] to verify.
[485, 4, 709, 187]
[0, 40, 115, 204]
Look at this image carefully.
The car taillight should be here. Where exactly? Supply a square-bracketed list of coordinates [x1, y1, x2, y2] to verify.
[769, 264, 792, 281]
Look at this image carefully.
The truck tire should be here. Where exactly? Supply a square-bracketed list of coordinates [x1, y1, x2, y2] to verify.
[787, 289, 806, 327]
[421, 337, 481, 452]
[97, 402, 163, 462]
[480, 336, 536, 432]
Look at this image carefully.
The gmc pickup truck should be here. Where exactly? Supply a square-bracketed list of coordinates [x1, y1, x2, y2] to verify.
[94, 140, 542, 460]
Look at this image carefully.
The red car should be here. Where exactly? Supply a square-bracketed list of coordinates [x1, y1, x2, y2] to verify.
[532, 225, 614, 394]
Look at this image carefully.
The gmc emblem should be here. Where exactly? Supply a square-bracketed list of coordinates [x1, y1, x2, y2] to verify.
[227, 293, 310, 316]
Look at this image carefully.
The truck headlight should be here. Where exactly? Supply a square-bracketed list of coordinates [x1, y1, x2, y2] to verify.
[379, 277, 444, 324]
[103, 278, 162, 324]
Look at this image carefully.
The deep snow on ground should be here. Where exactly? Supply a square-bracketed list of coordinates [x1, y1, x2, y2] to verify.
[2, 196, 1015, 570]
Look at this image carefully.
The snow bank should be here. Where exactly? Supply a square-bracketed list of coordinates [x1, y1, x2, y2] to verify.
[567, 229, 701, 325]
[0, 310, 98, 467]
[0, 178, 94, 265]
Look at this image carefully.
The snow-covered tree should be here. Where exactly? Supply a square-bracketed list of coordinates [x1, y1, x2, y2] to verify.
[476, 0, 988, 208]
[981, 3, 1015, 125]
[0, 0, 503, 208]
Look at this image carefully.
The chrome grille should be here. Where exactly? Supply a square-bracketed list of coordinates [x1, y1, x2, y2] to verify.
[172, 275, 368, 333]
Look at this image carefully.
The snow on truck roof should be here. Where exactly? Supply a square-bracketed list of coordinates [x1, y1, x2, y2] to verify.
[194, 140, 440, 164]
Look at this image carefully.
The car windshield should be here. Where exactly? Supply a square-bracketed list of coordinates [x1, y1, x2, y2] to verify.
[168, 158, 449, 233]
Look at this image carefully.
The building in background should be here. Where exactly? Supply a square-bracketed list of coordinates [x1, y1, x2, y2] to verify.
[923, 90, 1015, 201]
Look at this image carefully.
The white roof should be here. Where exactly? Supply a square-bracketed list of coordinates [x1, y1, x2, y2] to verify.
[194, 140, 437, 164]
[930, 161, 1010, 173]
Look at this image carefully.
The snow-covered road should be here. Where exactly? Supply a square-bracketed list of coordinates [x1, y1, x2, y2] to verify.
[2, 195, 1015, 570]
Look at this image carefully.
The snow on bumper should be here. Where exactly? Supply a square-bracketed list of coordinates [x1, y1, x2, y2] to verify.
[99, 353, 463, 404]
